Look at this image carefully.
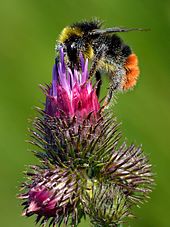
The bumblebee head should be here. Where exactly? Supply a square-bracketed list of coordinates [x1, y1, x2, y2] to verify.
[58, 20, 102, 43]
[56, 20, 102, 61]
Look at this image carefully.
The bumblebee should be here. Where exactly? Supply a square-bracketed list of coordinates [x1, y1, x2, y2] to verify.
[55, 19, 144, 106]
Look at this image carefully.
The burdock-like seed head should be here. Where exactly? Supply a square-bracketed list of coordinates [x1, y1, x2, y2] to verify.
[102, 143, 154, 203]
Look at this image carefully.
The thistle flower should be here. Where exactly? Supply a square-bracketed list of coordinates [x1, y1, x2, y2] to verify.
[45, 48, 100, 120]
[19, 47, 153, 226]
[19, 166, 83, 226]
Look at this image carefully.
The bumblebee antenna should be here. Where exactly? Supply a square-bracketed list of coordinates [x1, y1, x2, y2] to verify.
[89, 27, 150, 35]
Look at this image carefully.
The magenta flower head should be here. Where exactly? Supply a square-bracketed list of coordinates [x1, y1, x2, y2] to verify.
[45, 48, 100, 120]
[19, 45, 153, 227]
[19, 166, 81, 225]
[22, 186, 56, 216]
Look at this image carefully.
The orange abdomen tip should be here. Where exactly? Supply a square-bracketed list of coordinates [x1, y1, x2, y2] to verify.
[122, 53, 140, 90]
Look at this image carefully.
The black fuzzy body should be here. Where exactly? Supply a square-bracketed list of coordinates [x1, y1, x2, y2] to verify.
[57, 20, 132, 67]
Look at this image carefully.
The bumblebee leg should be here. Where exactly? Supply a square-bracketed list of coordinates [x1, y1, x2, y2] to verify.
[103, 86, 113, 108]
[95, 71, 102, 97]
[103, 83, 118, 109]
[89, 56, 101, 77]
[89, 44, 106, 78]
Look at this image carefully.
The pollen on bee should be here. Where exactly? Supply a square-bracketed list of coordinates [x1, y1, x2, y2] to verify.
[122, 53, 140, 90]
[58, 27, 83, 43]
[84, 45, 94, 59]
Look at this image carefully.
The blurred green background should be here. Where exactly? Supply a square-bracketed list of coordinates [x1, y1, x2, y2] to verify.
[0, 0, 169, 226]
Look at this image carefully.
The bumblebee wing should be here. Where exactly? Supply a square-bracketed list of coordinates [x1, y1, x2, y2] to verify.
[89, 27, 149, 35]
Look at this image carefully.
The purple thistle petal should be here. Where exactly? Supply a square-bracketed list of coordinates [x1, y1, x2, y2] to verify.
[52, 65, 57, 96]
[59, 47, 65, 73]
[79, 52, 85, 72]
[67, 69, 71, 90]
[84, 59, 89, 78]
[72, 68, 78, 84]
[87, 82, 92, 94]
[58, 62, 70, 93]
[82, 59, 89, 83]
[58, 63, 65, 85]
[68, 68, 74, 90]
